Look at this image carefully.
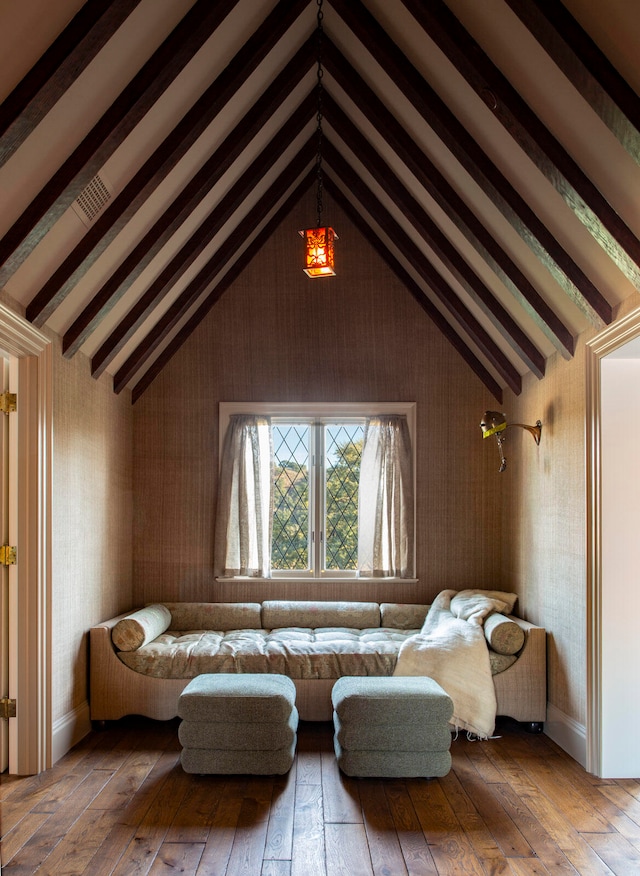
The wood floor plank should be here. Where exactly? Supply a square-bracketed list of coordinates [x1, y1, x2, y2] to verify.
[264, 767, 297, 860]
[321, 750, 362, 824]
[615, 779, 640, 801]
[408, 778, 487, 875]
[291, 782, 324, 876]
[487, 782, 579, 874]
[28, 809, 121, 875]
[1, 768, 115, 874]
[0, 811, 50, 867]
[384, 781, 438, 876]
[506, 857, 554, 875]
[261, 860, 292, 876]
[359, 779, 409, 876]
[225, 780, 274, 876]
[194, 779, 246, 875]
[499, 734, 612, 834]
[164, 775, 228, 844]
[325, 822, 373, 876]
[451, 750, 534, 859]
[147, 841, 205, 875]
[4, 718, 640, 876]
[88, 750, 163, 812]
[582, 830, 640, 875]
[109, 762, 193, 876]
[440, 763, 516, 875]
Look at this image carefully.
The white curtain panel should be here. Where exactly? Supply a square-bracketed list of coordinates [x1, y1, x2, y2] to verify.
[358, 415, 414, 578]
[214, 414, 273, 577]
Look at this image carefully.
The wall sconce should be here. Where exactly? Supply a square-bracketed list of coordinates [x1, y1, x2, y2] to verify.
[480, 410, 542, 472]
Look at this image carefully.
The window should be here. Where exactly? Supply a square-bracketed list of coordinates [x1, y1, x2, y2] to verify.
[272, 419, 365, 577]
[215, 403, 416, 580]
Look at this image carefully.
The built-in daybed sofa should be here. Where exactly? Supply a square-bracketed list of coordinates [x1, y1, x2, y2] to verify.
[89, 598, 547, 728]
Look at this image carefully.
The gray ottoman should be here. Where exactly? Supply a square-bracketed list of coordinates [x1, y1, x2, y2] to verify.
[178, 673, 298, 774]
[332, 676, 453, 777]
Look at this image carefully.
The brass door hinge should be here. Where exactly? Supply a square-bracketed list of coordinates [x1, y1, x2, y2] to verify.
[0, 391, 16, 414]
[0, 697, 16, 719]
[0, 545, 16, 565]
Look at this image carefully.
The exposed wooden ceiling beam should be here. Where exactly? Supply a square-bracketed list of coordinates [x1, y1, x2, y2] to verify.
[123, 158, 317, 399]
[62, 38, 316, 358]
[323, 140, 522, 395]
[94, 111, 316, 381]
[505, 0, 640, 167]
[325, 177, 504, 402]
[25, 0, 310, 327]
[324, 92, 545, 378]
[0, 0, 142, 166]
[0, 0, 241, 285]
[330, 0, 612, 326]
[401, 0, 640, 291]
[322, 37, 575, 359]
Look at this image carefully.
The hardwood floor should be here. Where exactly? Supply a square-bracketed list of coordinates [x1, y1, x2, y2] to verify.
[2, 717, 640, 875]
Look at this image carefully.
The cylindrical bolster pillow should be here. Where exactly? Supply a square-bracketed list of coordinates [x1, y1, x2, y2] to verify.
[111, 603, 172, 651]
[484, 613, 525, 655]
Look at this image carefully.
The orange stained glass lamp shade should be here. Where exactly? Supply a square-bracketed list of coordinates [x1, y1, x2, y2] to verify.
[299, 226, 337, 277]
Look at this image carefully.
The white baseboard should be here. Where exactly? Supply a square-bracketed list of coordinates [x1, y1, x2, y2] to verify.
[52, 700, 92, 765]
[544, 702, 587, 768]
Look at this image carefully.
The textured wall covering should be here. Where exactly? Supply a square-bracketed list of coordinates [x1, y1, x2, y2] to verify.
[52, 336, 133, 723]
[133, 192, 501, 607]
[498, 342, 588, 725]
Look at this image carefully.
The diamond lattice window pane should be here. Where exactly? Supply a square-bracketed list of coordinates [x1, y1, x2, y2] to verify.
[272, 425, 309, 570]
[325, 424, 364, 570]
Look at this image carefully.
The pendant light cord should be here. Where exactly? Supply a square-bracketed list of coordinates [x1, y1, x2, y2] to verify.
[314, 0, 325, 228]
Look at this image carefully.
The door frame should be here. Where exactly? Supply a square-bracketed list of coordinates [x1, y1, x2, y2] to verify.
[586, 304, 640, 776]
[0, 302, 52, 775]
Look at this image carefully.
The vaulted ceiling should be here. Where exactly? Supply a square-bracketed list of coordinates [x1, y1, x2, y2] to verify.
[1, 0, 639, 403]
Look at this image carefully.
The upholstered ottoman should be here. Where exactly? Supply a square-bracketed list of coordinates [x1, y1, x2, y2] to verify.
[332, 676, 453, 777]
[178, 673, 298, 774]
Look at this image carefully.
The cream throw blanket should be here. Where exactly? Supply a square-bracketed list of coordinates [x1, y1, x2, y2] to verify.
[393, 589, 515, 738]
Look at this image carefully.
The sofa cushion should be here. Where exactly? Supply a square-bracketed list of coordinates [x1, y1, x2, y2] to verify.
[118, 626, 414, 679]
[163, 602, 262, 632]
[380, 603, 429, 630]
[262, 600, 380, 630]
[111, 604, 172, 652]
[484, 614, 525, 655]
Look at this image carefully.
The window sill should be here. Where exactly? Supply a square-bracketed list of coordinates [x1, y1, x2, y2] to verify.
[215, 576, 419, 586]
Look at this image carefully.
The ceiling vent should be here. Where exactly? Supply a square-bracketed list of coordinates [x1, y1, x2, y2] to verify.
[72, 173, 113, 227]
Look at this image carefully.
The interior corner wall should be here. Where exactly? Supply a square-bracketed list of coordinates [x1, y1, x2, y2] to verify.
[51, 333, 133, 752]
[132, 192, 502, 606]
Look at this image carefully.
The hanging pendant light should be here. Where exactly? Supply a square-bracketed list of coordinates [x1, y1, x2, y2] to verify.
[300, 0, 337, 278]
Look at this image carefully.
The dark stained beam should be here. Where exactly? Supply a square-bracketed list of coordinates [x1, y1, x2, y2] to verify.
[323, 140, 522, 395]
[505, 0, 640, 167]
[124, 159, 317, 399]
[62, 38, 316, 358]
[401, 0, 640, 290]
[96, 122, 316, 382]
[0, 0, 142, 166]
[325, 177, 503, 402]
[25, 0, 310, 326]
[322, 37, 574, 359]
[0, 0, 240, 285]
[324, 92, 545, 378]
[330, 0, 612, 326]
